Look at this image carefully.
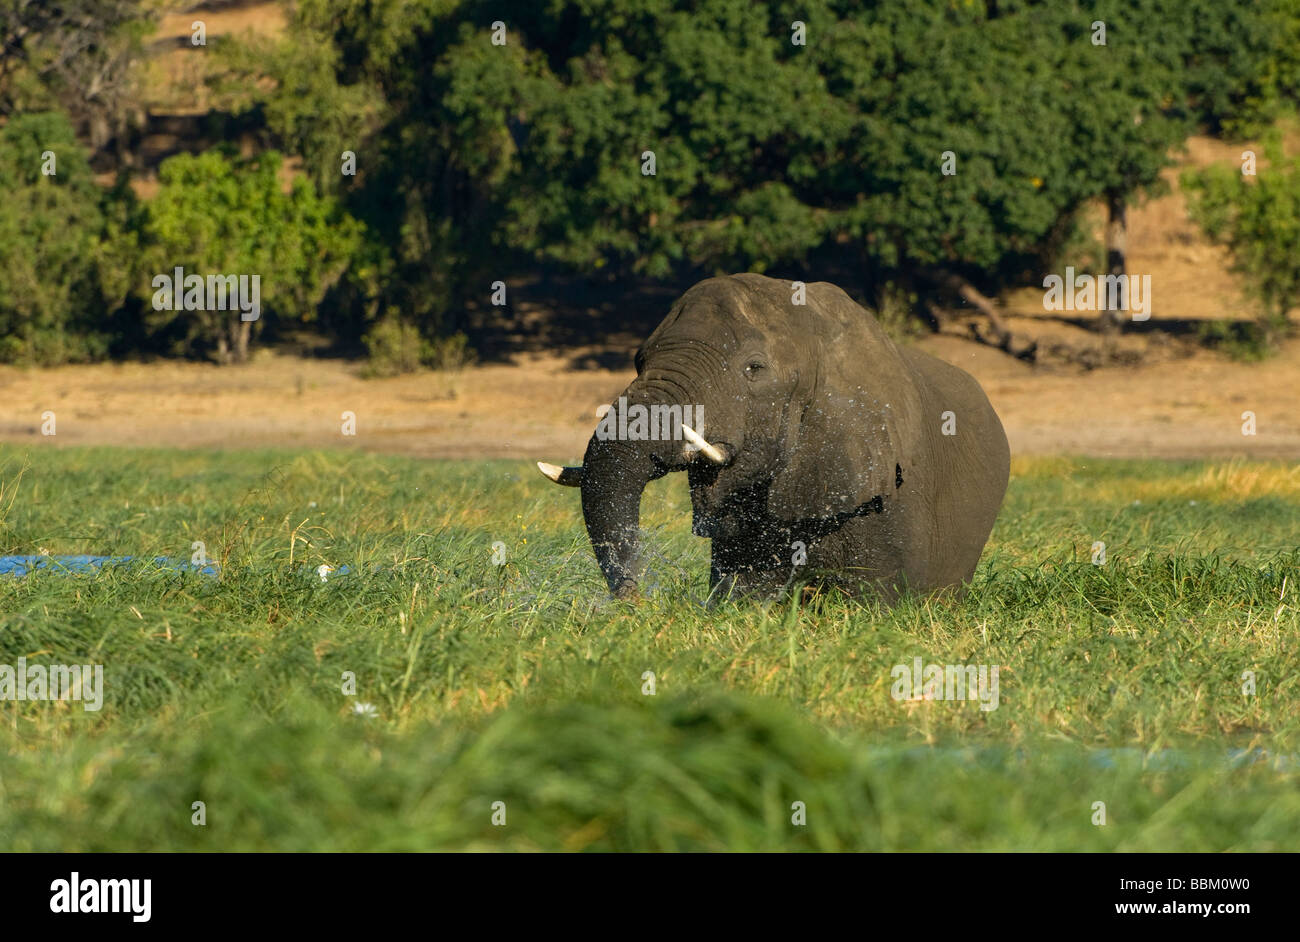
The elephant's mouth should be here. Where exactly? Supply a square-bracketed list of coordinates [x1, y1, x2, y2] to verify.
[691, 501, 737, 537]
[658, 437, 735, 469]
[537, 415, 734, 600]
[688, 454, 759, 538]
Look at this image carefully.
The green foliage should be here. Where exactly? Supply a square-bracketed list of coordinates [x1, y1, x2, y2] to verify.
[426, 330, 475, 374]
[0, 447, 1298, 849]
[1185, 0, 1300, 138]
[1195, 319, 1276, 362]
[361, 316, 430, 377]
[0, 112, 115, 364]
[210, 18, 385, 195]
[222, 0, 1300, 342]
[7, 687, 1298, 851]
[140, 150, 364, 362]
[4, 1, 1300, 358]
[360, 317, 475, 378]
[0, 0, 152, 145]
[1182, 135, 1300, 342]
[873, 282, 927, 342]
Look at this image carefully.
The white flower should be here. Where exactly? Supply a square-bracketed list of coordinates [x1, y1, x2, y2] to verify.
[352, 702, 378, 719]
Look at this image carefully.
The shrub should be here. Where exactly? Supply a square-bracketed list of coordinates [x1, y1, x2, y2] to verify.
[141, 150, 363, 363]
[0, 112, 114, 365]
[361, 316, 430, 377]
[362, 316, 474, 380]
[1183, 135, 1300, 351]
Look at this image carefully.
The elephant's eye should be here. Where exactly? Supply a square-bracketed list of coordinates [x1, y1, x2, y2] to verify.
[745, 360, 765, 376]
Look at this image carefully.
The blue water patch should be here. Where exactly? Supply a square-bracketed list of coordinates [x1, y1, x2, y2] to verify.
[0, 556, 355, 579]
[879, 744, 1300, 772]
[0, 555, 219, 577]
[1086, 746, 1300, 772]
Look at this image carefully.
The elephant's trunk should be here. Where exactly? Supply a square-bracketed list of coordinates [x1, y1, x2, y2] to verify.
[579, 434, 658, 600]
[557, 374, 731, 600]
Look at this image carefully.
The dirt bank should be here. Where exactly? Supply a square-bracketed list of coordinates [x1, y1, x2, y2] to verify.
[2, 336, 1296, 462]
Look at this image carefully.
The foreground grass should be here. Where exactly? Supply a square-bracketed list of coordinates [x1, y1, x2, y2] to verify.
[0, 446, 1297, 850]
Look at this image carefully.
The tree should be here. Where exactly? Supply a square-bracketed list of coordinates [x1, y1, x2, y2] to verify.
[141, 150, 364, 363]
[0, 111, 115, 364]
[217, 0, 1300, 352]
[1183, 135, 1300, 345]
[1049, 0, 1299, 345]
[0, 0, 152, 156]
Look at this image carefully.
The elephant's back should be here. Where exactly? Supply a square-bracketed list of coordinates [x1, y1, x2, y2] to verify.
[897, 345, 1010, 586]
[900, 347, 1008, 463]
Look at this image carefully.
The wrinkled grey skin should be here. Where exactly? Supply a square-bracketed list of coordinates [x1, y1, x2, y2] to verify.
[567, 273, 1010, 604]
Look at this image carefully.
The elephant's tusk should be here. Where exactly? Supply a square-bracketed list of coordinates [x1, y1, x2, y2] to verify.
[680, 424, 727, 464]
[537, 461, 584, 486]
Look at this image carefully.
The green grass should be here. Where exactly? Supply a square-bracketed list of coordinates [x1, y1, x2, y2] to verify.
[0, 445, 1297, 850]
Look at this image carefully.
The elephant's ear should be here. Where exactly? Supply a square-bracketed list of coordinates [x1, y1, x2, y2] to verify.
[767, 284, 923, 523]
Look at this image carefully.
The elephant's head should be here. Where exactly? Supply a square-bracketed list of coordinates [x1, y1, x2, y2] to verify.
[538, 273, 922, 599]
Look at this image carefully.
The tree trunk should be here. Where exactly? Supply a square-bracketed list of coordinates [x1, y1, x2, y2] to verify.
[934, 270, 1037, 361]
[224, 317, 252, 364]
[235, 318, 251, 363]
[1100, 190, 1127, 350]
[940, 270, 1012, 337]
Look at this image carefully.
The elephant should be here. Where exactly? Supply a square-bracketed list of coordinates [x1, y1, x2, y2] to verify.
[537, 273, 1010, 605]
